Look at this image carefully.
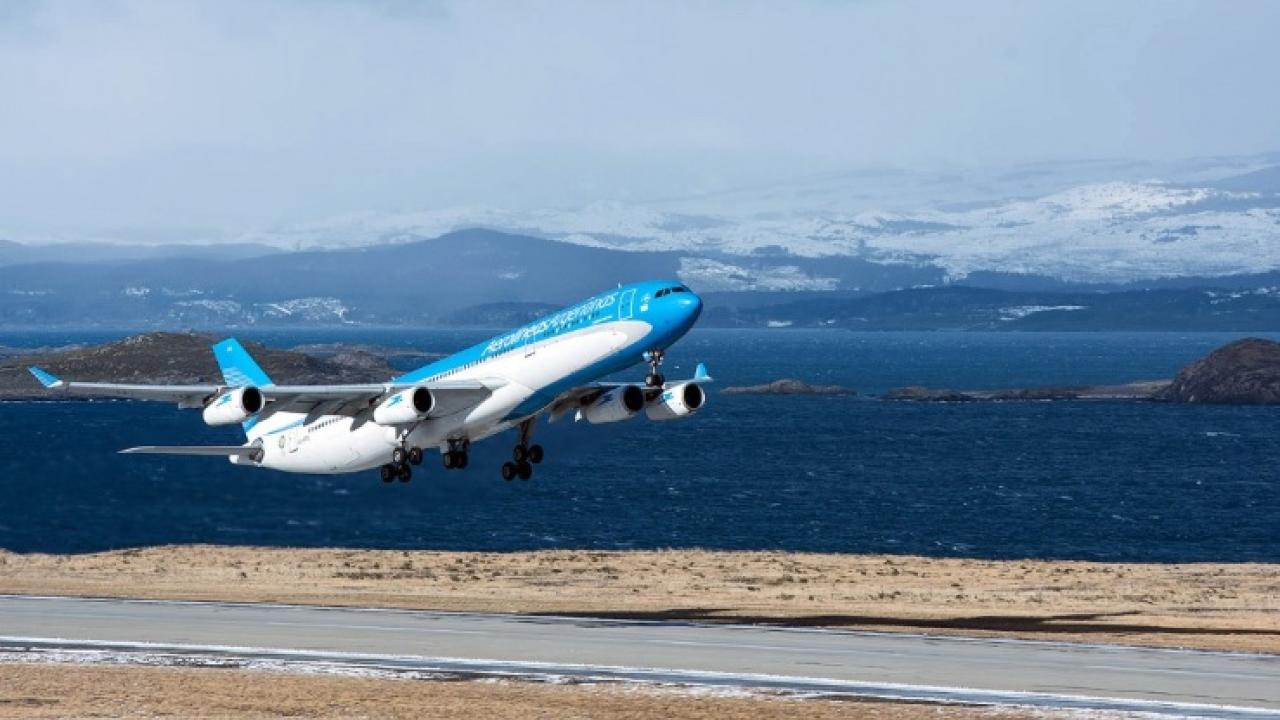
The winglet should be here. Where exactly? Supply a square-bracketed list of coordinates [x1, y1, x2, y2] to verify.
[693, 362, 712, 382]
[28, 366, 64, 389]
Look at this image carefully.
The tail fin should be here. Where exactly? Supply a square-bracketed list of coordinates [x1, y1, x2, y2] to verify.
[213, 338, 274, 388]
[213, 338, 273, 438]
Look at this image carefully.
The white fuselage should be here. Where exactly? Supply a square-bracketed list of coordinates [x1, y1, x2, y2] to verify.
[242, 318, 655, 474]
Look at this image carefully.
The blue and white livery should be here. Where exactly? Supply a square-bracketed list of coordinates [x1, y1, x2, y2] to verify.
[29, 280, 708, 482]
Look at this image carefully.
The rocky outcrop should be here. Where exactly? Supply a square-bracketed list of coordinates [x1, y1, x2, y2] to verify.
[882, 386, 977, 402]
[0, 332, 402, 399]
[720, 378, 856, 396]
[1155, 338, 1280, 404]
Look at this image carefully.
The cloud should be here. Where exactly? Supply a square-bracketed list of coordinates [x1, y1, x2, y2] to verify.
[0, 0, 1277, 239]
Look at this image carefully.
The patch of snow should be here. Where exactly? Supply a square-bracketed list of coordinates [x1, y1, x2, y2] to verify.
[999, 305, 1087, 321]
[677, 258, 838, 292]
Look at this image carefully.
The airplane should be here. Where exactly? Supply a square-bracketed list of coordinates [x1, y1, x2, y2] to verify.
[28, 280, 709, 483]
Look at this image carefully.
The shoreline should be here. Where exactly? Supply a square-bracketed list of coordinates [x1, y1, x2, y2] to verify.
[3, 545, 1276, 655]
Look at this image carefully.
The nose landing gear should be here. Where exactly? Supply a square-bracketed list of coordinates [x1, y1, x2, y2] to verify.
[644, 349, 666, 388]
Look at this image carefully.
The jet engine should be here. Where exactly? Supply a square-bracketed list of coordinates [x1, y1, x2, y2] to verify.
[644, 382, 706, 421]
[580, 385, 644, 424]
[373, 387, 434, 426]
[202, 387, 264, 426]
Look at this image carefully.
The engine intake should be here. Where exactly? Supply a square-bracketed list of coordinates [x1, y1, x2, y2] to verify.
[580, 385, 645, 424]
[202, 387, 264, 426]
[645, 382, 706, 421]
[373, 387, 434, 426]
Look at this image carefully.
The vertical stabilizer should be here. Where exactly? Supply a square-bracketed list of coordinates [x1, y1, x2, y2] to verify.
[212, 338, 274, 437]
[212, 338, 274, 388]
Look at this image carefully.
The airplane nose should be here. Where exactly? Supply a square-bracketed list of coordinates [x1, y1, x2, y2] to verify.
[680, 292, 703, 321]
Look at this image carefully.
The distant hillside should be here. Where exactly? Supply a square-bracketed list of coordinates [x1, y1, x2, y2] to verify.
[707, 285, 1280, 331]
[0, 332, 399, 399]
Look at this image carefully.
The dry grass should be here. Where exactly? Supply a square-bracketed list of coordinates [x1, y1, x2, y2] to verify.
[0, 662, 1064, 720]
[2, 545, 1277, 653]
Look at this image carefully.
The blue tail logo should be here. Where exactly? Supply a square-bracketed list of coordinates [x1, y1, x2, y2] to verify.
[213, 338, 273, 437]
[213, 338, 274, 388]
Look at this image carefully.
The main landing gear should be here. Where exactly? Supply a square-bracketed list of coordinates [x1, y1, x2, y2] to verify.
[501, 418, 543, 482]
[442, 439, 470, 470]
[644, 349, 666, 388]
[381, 444, 423, 483]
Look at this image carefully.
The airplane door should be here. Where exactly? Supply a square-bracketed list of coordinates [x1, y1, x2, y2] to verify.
[617, 289, 636, 320]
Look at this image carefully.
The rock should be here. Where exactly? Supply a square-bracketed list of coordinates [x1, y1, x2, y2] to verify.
[720, 378, 856, 396]
[1155, 338, 1280, 404]
[882, 386, 976, 402]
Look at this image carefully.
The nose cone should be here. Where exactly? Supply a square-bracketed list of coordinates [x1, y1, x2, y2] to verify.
[681, 291, 703, 320]
[675, 290, 703, 330]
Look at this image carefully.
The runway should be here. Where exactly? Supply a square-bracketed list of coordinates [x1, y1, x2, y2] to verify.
[1, 595, 1277, 718]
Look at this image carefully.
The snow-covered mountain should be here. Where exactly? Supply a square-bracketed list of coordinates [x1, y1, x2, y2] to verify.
[222, 155, 1280, 286]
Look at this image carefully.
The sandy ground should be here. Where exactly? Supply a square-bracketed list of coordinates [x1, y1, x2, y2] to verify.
[0, 662, 1082, 719]
[2, 545, 1277, 654]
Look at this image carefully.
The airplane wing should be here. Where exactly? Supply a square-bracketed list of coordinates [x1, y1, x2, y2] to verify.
[546, 362, 713, 422]
[27, 366, 501, 415]
[120, 445, 264, 460]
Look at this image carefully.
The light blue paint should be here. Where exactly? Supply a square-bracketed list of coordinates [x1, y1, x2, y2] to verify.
[27, 367, 61, 388]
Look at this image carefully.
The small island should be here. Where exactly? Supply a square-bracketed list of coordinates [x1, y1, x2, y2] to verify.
[883, 381, 1169, 402]
[721, 378, 856, 396]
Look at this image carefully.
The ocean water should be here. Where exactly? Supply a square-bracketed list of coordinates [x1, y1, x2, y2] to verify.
[1, 329, 1277, 561]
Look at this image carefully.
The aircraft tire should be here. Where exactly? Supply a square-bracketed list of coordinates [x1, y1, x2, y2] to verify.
[392, 447, 408, 465]
[458, 452, 469, 469]
[397, 464, 412, 482]
[512, 445, 527, 463]
[647, 373, 665, 388]
[501, 462, 517, 481]
[517, 461, 533, 481]
[528, 444, 544, 464]
[442, 452, 457, 469]
[379, 465, 395, 483]
[408, 447, 423, 465]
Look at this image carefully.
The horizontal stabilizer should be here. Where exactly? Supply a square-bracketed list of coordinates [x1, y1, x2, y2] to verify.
[28, 367, 64, 389]
[120, 445, 262, 459]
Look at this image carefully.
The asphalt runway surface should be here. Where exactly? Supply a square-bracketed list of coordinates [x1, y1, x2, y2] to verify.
[1, 595, 1277, 718]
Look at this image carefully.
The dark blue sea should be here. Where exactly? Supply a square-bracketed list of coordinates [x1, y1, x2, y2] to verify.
[2, 329, 1278, 561]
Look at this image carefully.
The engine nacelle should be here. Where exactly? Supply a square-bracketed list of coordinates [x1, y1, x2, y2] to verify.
[202, 387, 264, 426]
[581, 385, 645, 424]
[645, 382, 706, 421]
[373, 387, 434, 426]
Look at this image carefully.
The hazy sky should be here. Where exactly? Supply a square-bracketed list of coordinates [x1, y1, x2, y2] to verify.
[1, 0, 1277, 241]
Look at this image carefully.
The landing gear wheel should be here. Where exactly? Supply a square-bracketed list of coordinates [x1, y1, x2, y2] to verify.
[442, 451, 458, 470]
[527, 444, 544, 464]
[501, 462, 518, 481]
[408, 447, 423, 465]
[457, 452, 469, 469]
[392, 447, 408, 465]
[517, 461, 533, 481]
[379, 464, 396, 483]
[646, 373, 665, 388]
[397, 464, 412, 482]
[512, 445, 528, 463]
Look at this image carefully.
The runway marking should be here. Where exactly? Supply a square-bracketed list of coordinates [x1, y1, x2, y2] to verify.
[2, 635, 1277, 720]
